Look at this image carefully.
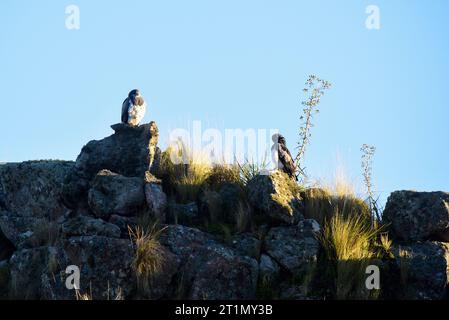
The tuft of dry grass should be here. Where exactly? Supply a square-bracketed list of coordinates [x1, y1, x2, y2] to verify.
[319, 212, 381, 300]
[398, 247, 411, 287]
[302, 171, 371, 226]
[205, 164, 241, 189]
[158, 142, 212, 203]
[128, 224, 166, 296]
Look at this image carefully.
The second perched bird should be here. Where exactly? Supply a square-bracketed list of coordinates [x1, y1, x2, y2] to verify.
[271, 133, 297, 180]
[121, 89, 147, 127]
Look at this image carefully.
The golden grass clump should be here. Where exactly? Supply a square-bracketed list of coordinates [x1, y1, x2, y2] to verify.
[129, 225, 166, 296]
[302, 171, 371, 226]
[319, 212, 381, 300]
[205, 164, 241, 189]
[158, 143, 212, 203]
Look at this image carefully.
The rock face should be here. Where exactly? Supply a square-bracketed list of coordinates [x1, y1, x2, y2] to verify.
[62, 122, 160, 208]
[392, 242, 449, 300]
[0, 161, 73, 249]
[88, 170, 146, 219]
[160, 225, 259, 299]
[264, 219, 320, 276]
[166, 202, 199, 225]
[144, 172, 167, 223]
[247, 171, 303, 225]
[61, 214, 121, 238]
[198, 183, 250, 229]
[383, 191, 449, 242]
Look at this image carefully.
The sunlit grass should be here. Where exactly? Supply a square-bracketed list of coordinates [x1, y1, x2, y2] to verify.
[129, 224, 166, 296]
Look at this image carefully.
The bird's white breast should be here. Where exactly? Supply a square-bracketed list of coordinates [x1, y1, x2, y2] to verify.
[127, 101, 146, 126]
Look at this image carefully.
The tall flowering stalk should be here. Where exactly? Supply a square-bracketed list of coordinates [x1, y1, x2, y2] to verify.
[295, 75, 332, 181]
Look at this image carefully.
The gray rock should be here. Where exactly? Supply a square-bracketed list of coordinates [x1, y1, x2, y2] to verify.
[61, 214, 121, 238]
[230, 233, 262, 260]
[108, 215, 137, 238]
[9, 246, 58, 299]
[44, 236, 136, 300]
[264, 219, 320, 276]
[137, 246, 180, 300]
[198, 183, 251, 231]
[166, 202, 200, 225]
[160, 225, 259, 299]
[247, 171, 303, 225]
[259, 254, 280, 283]
[144, 172, 167, 223]
[88, 170, 146, 219]
[0, 161, 73, 249]
[383, 191, 449, 242]
[392, 242, 449, 300]
[62, 122, 160, 209]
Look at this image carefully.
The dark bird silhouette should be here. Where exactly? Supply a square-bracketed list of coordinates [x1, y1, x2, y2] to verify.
[121, 89, 146, 126]
[271, 134, 297, 180]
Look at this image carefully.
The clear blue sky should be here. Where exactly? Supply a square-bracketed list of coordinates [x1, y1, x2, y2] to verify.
[1, 0, 448, 203]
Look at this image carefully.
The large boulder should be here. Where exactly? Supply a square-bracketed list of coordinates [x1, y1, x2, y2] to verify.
[42, 236, 137, 300]
[383, 191, 449, 242]
[247, 171, 303, 225]
[88, 170, 146, 220]
[264, 219, 320, 276]
[160, 225, 259, 299]
[0, 161, 73, 249]
[9, 246, 58, 299]
[62, 122, 160, 209]
[392, 242, 449, 300]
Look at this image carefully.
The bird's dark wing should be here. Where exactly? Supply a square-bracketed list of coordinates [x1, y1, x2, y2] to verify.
[121, 98, 129, 123]
[278, 144, 296, 178]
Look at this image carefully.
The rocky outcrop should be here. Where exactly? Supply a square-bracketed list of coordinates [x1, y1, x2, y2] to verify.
[383, 191, 449, 242]
[392, 242, 449, 300]
[264, 219, 320, 276]
[247, 171, 303, 225]
[62, 122, 160, 209]
[3, 120, 449, 301]
[88, 170, 146, 219]
[0, 161, 73, 249]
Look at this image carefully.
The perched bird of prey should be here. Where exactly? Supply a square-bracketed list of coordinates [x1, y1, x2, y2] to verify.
[271, 133, 297, 180]
[121, 89, 146, 126]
